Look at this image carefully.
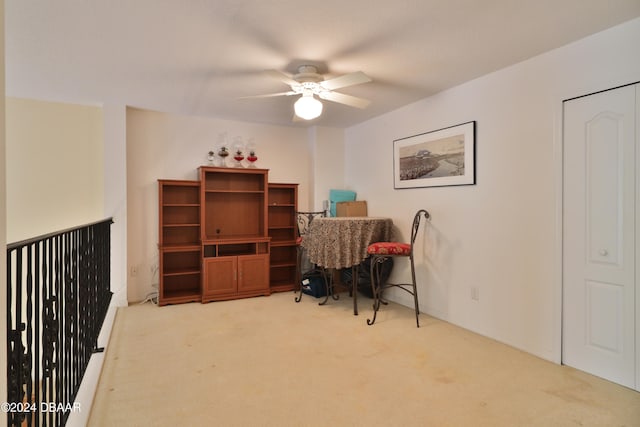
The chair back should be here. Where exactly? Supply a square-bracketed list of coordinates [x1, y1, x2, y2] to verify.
[296, 211, 326, 238]
[410, 209, 431, 251]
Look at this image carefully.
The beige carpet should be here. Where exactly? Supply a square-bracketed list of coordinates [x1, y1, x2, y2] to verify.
[88, 291, 640, 426]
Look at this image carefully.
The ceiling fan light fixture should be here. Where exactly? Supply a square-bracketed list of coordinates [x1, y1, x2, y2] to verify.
[294, 93, 323, 120]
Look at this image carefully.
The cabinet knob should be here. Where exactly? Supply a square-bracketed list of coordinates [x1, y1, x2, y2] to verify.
[599, 249, 608, 256]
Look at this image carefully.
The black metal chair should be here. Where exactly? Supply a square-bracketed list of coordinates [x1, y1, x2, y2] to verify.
[294, 211, 327, 302]
[366, 209, 430, 327]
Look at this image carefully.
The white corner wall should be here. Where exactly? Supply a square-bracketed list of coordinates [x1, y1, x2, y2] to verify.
[126, 108, 314, 302]
[345, 17, 640, 362]
[5, 98, 105, 242]
[103, 104, 128, 306]
[308, 126, 346, 211]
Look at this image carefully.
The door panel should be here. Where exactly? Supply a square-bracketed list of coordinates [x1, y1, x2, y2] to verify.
[562, 84, 636, 389]
[585, 112, 623, 267]
[585, 280, 623, 354]
[203, 257, 237, 296]
[238, 254, 269, 292]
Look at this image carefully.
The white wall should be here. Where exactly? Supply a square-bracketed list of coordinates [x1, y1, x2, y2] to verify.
[344, 17, 640, 362]
[103, 104, 128, 306]
[5, 98, 105, 242]
[308, 126, 346, 211]
[126, 108, 316, 302]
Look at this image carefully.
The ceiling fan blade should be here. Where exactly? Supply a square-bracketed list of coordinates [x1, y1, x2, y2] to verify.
[238, 91, 296, 99]
[320, 71, 372, 91]
[319, 91, 371, 109]
[265, 69, 300, 87]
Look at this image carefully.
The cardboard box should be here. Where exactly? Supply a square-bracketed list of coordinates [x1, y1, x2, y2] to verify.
[336, 201, 368, 217]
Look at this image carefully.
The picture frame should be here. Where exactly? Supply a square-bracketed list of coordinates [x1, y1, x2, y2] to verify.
[393, 121, 476, 189]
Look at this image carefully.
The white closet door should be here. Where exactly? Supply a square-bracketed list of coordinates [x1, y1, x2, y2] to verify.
[562, 84, 637, 389]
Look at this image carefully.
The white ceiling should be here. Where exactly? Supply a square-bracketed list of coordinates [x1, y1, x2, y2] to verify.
[6, 0, 640, 128]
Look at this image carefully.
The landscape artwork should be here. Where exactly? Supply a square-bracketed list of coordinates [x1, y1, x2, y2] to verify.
[393, 121, 475, 189]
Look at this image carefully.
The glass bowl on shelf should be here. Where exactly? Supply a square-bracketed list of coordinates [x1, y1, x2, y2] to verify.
[246, 138, 258, 168]
[232, 137, 245, 168]
[246, 151, 258, 168]
[217, 146, 230, 167]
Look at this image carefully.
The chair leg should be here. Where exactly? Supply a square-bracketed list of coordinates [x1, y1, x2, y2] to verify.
[319, 267, 333, 306]
[367, 255, 383, 326]
[410, 256, 420, 328]
[295, 247, 303, 303]
[352, 264, 359, 316]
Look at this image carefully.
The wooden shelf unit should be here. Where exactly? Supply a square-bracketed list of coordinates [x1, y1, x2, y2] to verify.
[268, 183, 298, 292]
[199, 167, 271, 302]
[158, 180, 202, 306]
[157, 168, 299, 305]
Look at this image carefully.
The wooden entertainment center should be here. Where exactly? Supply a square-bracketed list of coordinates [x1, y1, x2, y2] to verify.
[158, 166, 298, 306]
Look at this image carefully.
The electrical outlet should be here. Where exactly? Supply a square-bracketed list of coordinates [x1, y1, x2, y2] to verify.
[471, 286, 479, 301]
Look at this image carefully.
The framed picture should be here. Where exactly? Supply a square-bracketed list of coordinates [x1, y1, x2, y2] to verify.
[393, 121, 476, 189]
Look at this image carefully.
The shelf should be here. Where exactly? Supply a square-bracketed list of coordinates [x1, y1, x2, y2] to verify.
[205, 189, 264, 193]
[160, 272, 201, 306]
[203, 240, 270, 258]
[270, 261, 297, 268]
[160, 289, 201, 306]
[268, 211, 295, 228]
[163, 289, 200, 298]
[268, 184, 297, 205]
[201, 168, 267, 193]
[161, 181, 200, 205]
[163, 268, 201, 276]
[160, 244, 201, 251]
[163, 227, 200, 246]
[270, 240, 297, 247]
[270, 264, 296, 293]
[202, 235, 270, 244]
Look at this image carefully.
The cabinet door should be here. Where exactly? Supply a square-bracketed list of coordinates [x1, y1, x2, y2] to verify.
[238, 254, 269, 293]
[203, 257, 237, 296]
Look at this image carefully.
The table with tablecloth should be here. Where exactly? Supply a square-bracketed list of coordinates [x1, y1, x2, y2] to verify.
[301, 216, 393, 314]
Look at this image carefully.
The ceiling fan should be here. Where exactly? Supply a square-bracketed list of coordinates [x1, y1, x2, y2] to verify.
[241, 65, 372, 120]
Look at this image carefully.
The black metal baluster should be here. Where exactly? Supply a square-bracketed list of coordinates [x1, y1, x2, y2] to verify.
[63, 231, 71, 422]
[34, 242, 41, 427]
[45, 236, 55, 427]
[70, 228, 78, 416]
[14, 248, 24, 427]
[55, 233, 62, 427]
[26, 246, 34, 427]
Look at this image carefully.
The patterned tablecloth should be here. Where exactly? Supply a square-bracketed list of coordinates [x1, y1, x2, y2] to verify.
[302, 217, 393, 269]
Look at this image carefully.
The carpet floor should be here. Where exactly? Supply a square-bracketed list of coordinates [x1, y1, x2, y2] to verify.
[88, 291, 640, 426]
